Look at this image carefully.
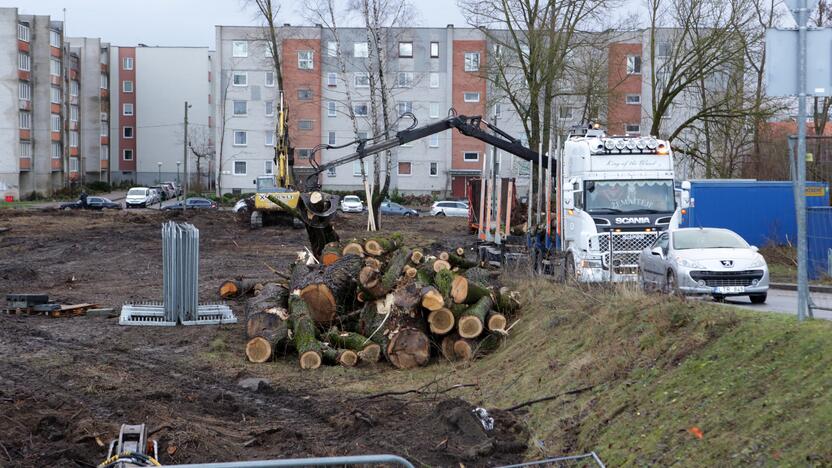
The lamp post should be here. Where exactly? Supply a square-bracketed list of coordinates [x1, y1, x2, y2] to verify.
[176, 161, 182, 203]
[157, 162, 162, 184]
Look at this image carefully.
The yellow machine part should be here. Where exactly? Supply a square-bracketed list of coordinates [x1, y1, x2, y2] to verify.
[254, 191, 301, 210]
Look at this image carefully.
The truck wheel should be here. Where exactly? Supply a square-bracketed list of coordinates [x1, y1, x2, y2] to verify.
[250, 211, 263, 230]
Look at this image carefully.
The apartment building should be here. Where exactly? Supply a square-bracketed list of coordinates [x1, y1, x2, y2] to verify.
[108, 45, 212, 187]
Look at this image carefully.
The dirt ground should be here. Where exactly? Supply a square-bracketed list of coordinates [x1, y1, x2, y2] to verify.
[0, 209, 528, 467]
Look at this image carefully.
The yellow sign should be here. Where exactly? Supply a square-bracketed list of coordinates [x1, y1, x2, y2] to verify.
[806, 152, 814, 162]
[806, 186, 826, 197]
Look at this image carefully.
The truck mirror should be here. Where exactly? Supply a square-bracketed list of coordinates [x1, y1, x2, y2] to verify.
[651, 246, 663, 257]
[563, 192, 575, 210]
[681, 180, 691, 190]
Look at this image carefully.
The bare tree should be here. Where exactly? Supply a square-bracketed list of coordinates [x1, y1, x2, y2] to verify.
[188, 124, 215, 191]
[214, 70, 233, 196]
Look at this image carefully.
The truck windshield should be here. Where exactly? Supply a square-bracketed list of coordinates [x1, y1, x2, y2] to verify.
[257, 177, 277, 191]
[585, 180, 674, 214]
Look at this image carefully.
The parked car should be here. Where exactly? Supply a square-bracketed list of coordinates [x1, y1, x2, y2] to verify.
[638, 227, 769, 303]
[430, 200, 469, 217]
[162, 197, 218, 210]
[164, 181, 182, 196]
[339, 195, 364, 213]
[233, 197, 250, 213]
[380, 200, 418, 217]
[60, 196, 121, 210]
[125, 187, 159, 209]
[149, 185, 172, 201]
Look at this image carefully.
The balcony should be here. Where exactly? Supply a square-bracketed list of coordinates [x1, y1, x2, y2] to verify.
[69, 121, 79, 131]
[50, 46, 61, 58]
[17, 70, 30, 81]
[51, 159, 62, 171]
[19, 158, 31, 172]
[51, 131, 61, 142]
[18, 40, 29, 52]
[19, 129, 30, 140]
[100, 136, 109, 145]
[70, 69, 78, 80]
[70, 147, 79, 157]
[100, 89, 109, 99]
[100, 63, 108, 72]
[18, 99, 31, 111]
[50, 103, 61, 114]
[50, 75, 61, 86]
[70, 95, 78, 105]
[100, 159, 108, 170]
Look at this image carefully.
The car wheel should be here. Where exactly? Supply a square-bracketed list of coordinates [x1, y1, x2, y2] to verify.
[435, 211, 446, 216]
[404, 212, 413, 217]
[665, 270, 678, 295]
[749, 293, 767, 304]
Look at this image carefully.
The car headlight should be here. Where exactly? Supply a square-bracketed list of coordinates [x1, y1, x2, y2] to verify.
[676, 257, 705, 269]
[748, 255, 767, 268]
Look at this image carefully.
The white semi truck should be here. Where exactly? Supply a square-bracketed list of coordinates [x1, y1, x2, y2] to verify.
[558, 127, 690, 282]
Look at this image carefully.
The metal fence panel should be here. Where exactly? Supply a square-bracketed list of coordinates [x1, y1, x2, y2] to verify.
[158, 454, 415, 468]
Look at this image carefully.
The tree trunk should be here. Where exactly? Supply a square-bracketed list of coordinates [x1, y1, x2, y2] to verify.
[494, 287, 521, 315]
[321, 242, 342, 266]
[364, 236, 400, 256]
[289, 295, 322, 370]
[219, 279, 267, 299]
[434, 269, 455, 298]
[458, 296, 493, 339]
[410, 249, 424, 264]
[321, 345, 358, 367]
[486, 311, 507, 332]
[453, 333, 503, 361]
[420, 286, 445, 311]
[342, 240, 365, 257]
[297, 254, 363, 323]
[322, 328, 381, 363]
[245, 319, 289, 363]
[448, 253, 477, 269]
[440, 333, 461, 361]
[427, 307, 455, 335]
[359, 265, 385, 299]
[451, 276, 492, 305]
[380, 247, 411, 293]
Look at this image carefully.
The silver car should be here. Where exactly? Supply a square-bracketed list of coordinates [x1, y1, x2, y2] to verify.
[430, 200, 468, 217]
[638, 227, 769, 303]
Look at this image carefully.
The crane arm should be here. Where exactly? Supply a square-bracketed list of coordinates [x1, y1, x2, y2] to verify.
[304, 114, 545, 190]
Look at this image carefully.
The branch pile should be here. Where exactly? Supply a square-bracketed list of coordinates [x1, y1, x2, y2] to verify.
[225, 238, 522, 370]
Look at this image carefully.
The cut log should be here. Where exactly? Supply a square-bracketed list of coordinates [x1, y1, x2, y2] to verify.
[433, 269, 455, 298]
[410, 249, 424, 264]
[427, 307, 455, 335]
[380, 247, 411, 293]
[403, 265, 417, 279]
[321, 242, 342, 266]
[357, 342, 381, 363]
[288, 295, 322, 369]
[494, 287, 521, 314]
[453, 333, 503, 361]
[323, 329, 382, 363]
[364, 257, 382, 270]
[219, 279, 264, 299]
[448, 253, 478, 269]
[455, 247, 466, 256]
[486, 311, 507, 332]
[420, 286, 445, 311]
[457, 296, 493, 339]
[309, 191, 324, 206]
[359, 266, 385, 299]
[432, 259, 451, 272]
[359, 286, 430, 369]
[440, 333, 460, 361]
[321, 345, 358, 367]
[364, 235, 400, 256]
[342, 240, 365, 257]
[439, 251, 450, 261]
[245, 319, 289, 363]
[267, 194, 339, 261]
[298, 254, 363, 323]
[451, 275, 492, 304]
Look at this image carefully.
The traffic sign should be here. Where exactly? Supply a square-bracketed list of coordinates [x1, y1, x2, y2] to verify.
[765, 28, 832, 97]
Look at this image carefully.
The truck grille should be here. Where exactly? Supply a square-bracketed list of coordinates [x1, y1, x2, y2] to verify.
[590, 231, 659, 275]
[689, 270, 765, 287]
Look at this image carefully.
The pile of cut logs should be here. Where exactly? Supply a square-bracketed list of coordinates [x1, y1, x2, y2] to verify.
[219, 235, 521, 370]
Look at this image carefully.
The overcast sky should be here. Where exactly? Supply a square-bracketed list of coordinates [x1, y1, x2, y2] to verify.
[2, 0, 471, 48]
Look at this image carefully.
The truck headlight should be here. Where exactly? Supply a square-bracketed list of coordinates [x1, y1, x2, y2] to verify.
[676, 257, 705, 269]
[748, 255, 767, 268]
[580, 259, 602, 268]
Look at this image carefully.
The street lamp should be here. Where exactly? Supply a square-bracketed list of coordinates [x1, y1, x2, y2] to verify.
[157, 162, 162, 184]
[176, 161, 181, 201]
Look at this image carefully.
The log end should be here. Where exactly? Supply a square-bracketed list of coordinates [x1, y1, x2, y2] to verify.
[453, 339, 475, 361]
[338, 350, 359, 367]
[487, 312, 507, 332]
[410, 250, 424, 264]
[245, 337, 272, 363]
[219, 281, 239, 299]
[433, 259, 451, 273]
[455, 247, 465, 256]
[365, 240, 384, 256]
[428, 308, 455, 335]
[440, 335, 458, 361]
[322, 252, 341, 266]
[358, 343, 381, 363]
[451, 275, 469, 304]
[299, 284, 337, 323]
[343, 243, 365, 257]
[458, 316, 483, 339]
[387, 329, 430, 369]
[299, 350, 322, 369]
[439, 251, 450, 261]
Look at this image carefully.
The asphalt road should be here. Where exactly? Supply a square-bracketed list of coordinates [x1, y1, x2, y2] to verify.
[705, 288, 832, 320]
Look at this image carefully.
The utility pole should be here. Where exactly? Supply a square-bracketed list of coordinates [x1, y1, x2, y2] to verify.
[183, 101, 190, 211]
[796, 0, 809, 321]
[491, 113, 500, 244]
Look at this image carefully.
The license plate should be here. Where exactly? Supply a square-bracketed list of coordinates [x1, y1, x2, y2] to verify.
[714, 286, 745, 294]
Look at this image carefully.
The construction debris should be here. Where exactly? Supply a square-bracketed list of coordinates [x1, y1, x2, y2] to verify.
[229, 237, 521, 369]
[2, 294, 99, 317]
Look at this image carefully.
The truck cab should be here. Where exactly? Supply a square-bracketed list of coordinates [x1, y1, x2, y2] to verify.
[560, 132, 690, 282]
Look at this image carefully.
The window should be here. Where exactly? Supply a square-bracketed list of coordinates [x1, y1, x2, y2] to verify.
[327, 41, 337, 57]
[625, 124, 640, 134]
[322, 131, 333, 145]
[327, 166, 336, 177]
[70, 80, 79, 96]
[627, 55, 641, 74]
[123, 103, 134, 116]
[51, 142, 62, 159]
[100, 123, 108, 136]
[429, 133, 439, 147]
[396, 72, 413, 88]
[100, 49, 108, 64]
[429, 102, 440, 118]
[397, 161, 412, 175]
[265, 101, 274, 116]
[51, 114, 61, 132]
[49, 30, 60, 47]
[625, 94, 641, 105]
[233, 130, 247, 146]
[298, 119, 313, 130]
[429, 162, 438, 176]
[123, 127, 134, 138]
[396, 101, 412, 116]
[354, 72, 370, 87]
[353, 160, 363, 176]
[70, 105, 79, 122]
[327, 72, 338, 86]
[464, 52, 480, 71]
[123, 149, 133, 160]
[657, 42, 671, 58]
[353, 102, 368, 116]
[123, 80, 134, 93]
[463, 92, 480, 102]
[19, 112, 32, 130]
[463, 151, 479, 161]
[265, 71, 275, 87]
[50, 86, 61, 104]
[101, 112, 109, 121]
[50, 59, 61, 76]
[69, 157, 79, 172]
[354, 42, 368, 58]
[123, 57, 134, 70]
[327, 101, 337, 117]
[100, 145, 109, 161]
[298, 51, 314, 69]
[20, 141, 32, 158]
[429, 72, 439, 88]
[233, 100, 247, 116]
[18, 52, 31, 71]
[232, 41, 248, 57]
[265, 131, 275, 146]
[100, 73, 108, 89]
[233, 161, 247, 175]
[558, 106, 573, 120]
[398, 42, 413, 58]
[19, 82, 31, 101]
[495, 103, 502, 118]
[297, 148, 312, 160]
[70, 131, 78, 148]
[297, 88, 312, 100]
[17, 23, 30, 42]
[430, 41, 439, 58]
[232, 72, 247, 86]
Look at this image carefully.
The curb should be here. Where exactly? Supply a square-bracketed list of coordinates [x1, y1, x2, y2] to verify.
[770, 282, 832, 293]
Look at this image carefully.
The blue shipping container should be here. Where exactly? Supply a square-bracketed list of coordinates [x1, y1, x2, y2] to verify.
[807, 207, 832, 280]
[681, 180, 829, 247]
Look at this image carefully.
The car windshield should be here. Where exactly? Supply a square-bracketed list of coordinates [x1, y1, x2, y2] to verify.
[344, 196, 360, 202]
[128, 189, 146, 196]
[585, 180, 674, 214]
[673, 230, 748, 250]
